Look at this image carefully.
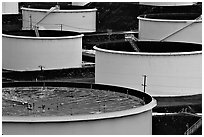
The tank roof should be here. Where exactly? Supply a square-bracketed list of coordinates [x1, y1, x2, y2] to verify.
[96, 41, 201, 53]
[2, 82, 153, 117]
[3, 30, 81, 37]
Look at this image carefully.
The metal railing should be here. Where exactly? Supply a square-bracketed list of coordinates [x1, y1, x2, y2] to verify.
[125, 33, 140, 52]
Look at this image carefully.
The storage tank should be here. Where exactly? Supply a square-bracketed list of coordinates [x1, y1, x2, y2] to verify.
[2, 2, 19, 14]
[139, 2, 196, 6]
[2, 30, 83, 71]
[2, 82, 157, 135]
[137, 13, 202, 44]
[94, 41, 202, 97]
[21, 5, 97, 33]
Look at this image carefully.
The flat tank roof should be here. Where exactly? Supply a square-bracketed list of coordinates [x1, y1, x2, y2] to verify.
[2, 82, 156, 135]
[2, 82, 156, 121]
[95, 41, 201, 55]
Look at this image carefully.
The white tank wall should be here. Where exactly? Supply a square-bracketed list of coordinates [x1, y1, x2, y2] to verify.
[138, 17, 202, 44]
[22, 8, 97, 33]
[72, 2, 90, 6]
[3, 99, 156, 135]
[95, 48, 202, 97]
[2, 2, 19, 14]
[139, 2, 196, 6]
[2, 35, 83, 71]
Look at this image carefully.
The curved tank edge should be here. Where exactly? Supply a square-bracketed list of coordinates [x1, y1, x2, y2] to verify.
[21, 7, 97, 13]
[2, 82, 157, 122]
[137, 16, 202, 23]
[2, 33, 84, 40]
[2, 65, 83, 72]
[2, 100, 156, 123]
[152, 93, 202, 98]
[139, 2, 197, 6]
[93, 46, 202, 56]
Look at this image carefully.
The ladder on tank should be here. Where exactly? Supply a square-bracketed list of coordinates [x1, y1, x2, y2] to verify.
[33, 5, 60, 37]
[160, 15, 202, 42]
[125, 32, 140, 52]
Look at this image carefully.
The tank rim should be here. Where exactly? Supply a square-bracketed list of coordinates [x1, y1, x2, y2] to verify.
[94, 41, 202, 56]
[21, 7, 97, 13]
[2, 30, 84, 40]
[137, 13, 202, 23]
[139, 2, 196, 6]
[2, 81, 157, 122]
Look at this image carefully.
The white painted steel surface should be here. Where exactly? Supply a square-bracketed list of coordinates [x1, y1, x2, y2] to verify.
[21, 7, 97, 33]
[72, 2, 90, 6]
[3, 111, 153, 135]
[2, 33, 83, 71]
[139, 2, 196, 6]
[138, 14, 202, 44]
[94, 45, 202, 97]
[2, 2, 19, 14]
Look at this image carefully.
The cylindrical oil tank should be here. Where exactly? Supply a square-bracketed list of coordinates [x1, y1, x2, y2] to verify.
[2, 82, 157, 135]
[94, 41, 202, 97]
[139, 2, 196, 6]
[21, 5, 97, 33]
[137, 13, 202, 44]
[2, 30, 83, 71]
[2, 2, 19, 14]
